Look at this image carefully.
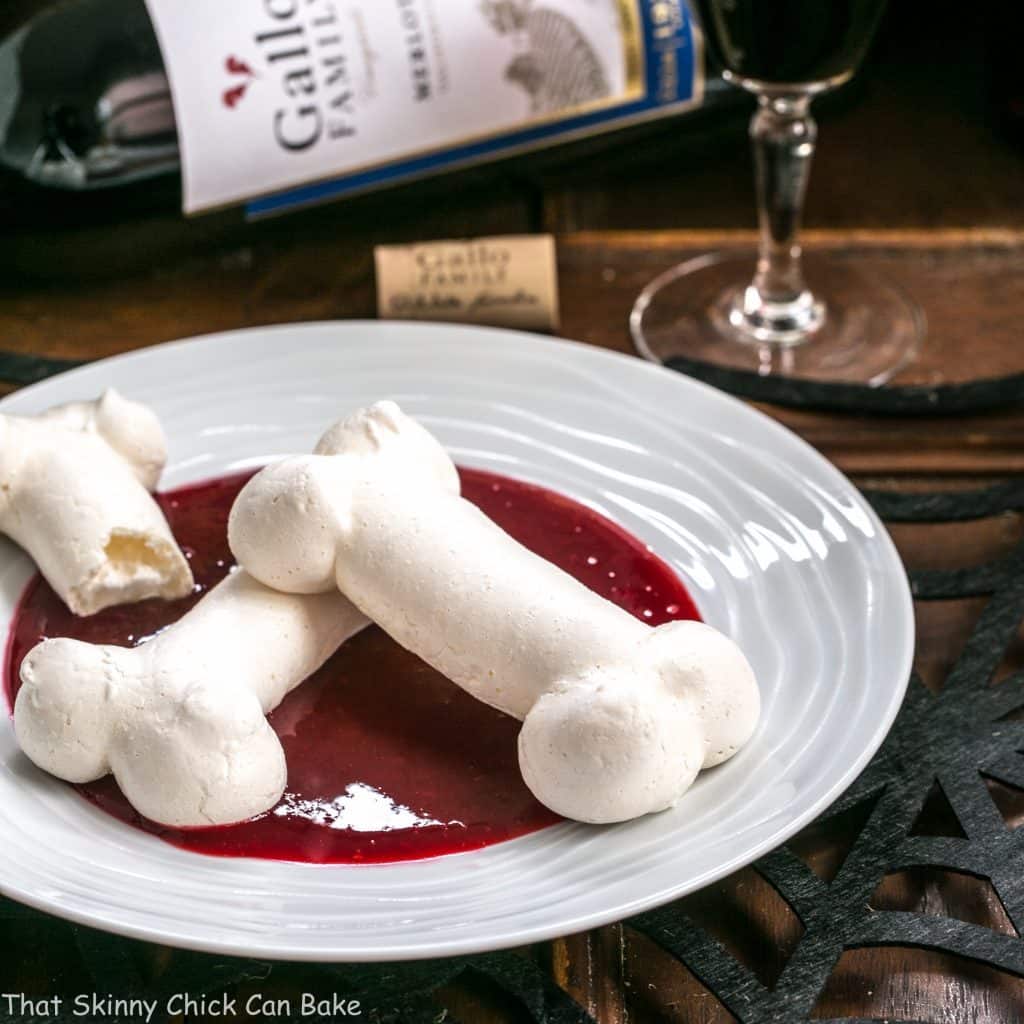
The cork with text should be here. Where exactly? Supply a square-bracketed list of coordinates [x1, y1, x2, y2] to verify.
[374, 234, 559, 332]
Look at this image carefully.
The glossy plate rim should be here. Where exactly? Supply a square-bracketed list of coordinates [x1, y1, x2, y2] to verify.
[0, 321, 914, 961]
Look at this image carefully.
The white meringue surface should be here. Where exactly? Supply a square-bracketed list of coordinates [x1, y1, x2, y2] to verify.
[228, 401, 760, 824]
[0, 390, 193, 615]
[14, 569, 368, 827]
[0, 322, 913, 961]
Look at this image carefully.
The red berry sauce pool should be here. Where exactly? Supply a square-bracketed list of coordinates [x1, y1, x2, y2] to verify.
[4, 468, 700, 864]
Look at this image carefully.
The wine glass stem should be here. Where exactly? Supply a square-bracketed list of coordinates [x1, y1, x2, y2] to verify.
[752, 93, 816, 301]
[724, 91, 825, 346]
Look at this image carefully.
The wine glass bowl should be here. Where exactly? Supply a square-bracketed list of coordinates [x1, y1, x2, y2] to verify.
[632, 0, 923, 384]
[702, 0, 888, 88]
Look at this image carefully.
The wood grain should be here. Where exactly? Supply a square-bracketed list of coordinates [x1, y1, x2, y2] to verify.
[5, 230, 1024, 472]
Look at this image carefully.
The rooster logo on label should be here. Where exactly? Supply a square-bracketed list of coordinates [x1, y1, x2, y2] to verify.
[481, 0, 612, 114]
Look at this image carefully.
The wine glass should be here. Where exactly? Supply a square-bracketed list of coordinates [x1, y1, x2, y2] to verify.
[631, 0, 923, 384]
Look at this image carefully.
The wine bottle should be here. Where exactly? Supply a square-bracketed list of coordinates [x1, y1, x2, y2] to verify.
[0, 0, 736, 219]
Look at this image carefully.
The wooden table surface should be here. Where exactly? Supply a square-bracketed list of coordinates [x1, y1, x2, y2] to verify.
[3, 1, 1024, 1021]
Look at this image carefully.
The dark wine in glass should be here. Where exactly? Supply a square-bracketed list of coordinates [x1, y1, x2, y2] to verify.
[697, 0, 888, 86]
[631, 0, 922, 385]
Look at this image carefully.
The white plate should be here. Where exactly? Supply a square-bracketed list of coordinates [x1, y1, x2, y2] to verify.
[0, 322, 913, 961]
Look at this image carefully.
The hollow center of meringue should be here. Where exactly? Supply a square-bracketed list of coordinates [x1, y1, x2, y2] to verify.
[103, 532, 171, 574]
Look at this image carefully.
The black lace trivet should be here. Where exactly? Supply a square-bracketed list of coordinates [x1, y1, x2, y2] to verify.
[0, 353, 86, 387]
[665, 356, 1024, 415]
[1, 356, 1022, 1024]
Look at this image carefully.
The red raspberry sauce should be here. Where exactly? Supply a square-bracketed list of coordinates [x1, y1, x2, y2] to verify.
[4, 468, 700, 864]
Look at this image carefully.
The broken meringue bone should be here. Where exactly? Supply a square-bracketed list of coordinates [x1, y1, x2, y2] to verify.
[14, 569, 369, 827]
[0, 389, 192, 615]
[228, 401, 760, 824]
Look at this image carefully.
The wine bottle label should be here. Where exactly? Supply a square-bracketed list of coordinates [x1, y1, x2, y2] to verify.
[143, 0, 702, 216]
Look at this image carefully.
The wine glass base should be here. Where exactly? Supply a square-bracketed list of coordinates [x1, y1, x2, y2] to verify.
[631, 252, 924, 385]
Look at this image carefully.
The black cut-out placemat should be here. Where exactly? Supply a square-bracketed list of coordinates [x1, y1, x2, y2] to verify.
[1, 353, 1023, 1023]
[0, 353, 86, 387]
[665, 356, 1024, 415]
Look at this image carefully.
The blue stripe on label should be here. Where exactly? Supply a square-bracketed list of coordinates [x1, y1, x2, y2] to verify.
[246, 0, 698, 218]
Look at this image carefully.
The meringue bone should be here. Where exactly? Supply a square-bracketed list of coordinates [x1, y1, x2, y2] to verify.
[14, 568, 369, 827]
[228, 401, 761, 824]
[0, 390, 193, 615]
